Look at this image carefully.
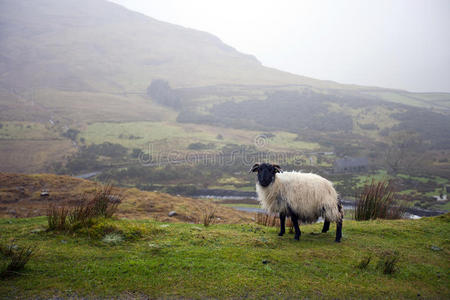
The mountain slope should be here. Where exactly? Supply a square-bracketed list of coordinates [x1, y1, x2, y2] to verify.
[0, 0, 345, 92]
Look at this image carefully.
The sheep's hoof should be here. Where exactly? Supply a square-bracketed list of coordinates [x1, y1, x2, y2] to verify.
[335, 239, 341, 243]
[294, 236, 300, 241]
[278, 232, 284, 236]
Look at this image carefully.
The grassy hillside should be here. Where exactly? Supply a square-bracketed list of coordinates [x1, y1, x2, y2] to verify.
[0, 173, 252, 223]
[0, 215, 449, 299]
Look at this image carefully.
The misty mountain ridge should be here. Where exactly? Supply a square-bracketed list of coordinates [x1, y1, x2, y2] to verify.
[1, 0, 347, 93]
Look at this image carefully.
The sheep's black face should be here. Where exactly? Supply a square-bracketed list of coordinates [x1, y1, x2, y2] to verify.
[250, 163, 282, 187]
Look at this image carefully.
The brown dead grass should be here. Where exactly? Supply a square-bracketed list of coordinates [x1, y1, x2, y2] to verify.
[0, 172, 252, 223]
[0, 140, 76, 173]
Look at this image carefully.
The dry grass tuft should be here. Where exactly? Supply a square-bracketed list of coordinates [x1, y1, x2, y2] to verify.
[46, 183, 121, 231]
[200, 204, 217, 227]
[355, 180, 406, 221]
[0, 243, 36, 278]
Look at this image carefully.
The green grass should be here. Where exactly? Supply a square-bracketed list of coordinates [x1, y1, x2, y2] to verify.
[0, 122, 60, 140]
[1, 215, 449, 299]
[355, 170, 391, 188]
[79, 121, 320, 152]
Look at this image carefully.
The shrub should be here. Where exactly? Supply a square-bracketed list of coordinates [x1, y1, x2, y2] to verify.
[47, 206, 69, 231]
[355, 180, 405, 221]
[0, 243, 36, 278]
[200, 204, 217, 227]
[47, 183, 121, 231]
[377, 251, 400, 274]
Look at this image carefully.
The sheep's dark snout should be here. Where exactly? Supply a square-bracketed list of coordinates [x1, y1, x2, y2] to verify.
[250, 163, 281, 187]
[258, 169, 275, 187]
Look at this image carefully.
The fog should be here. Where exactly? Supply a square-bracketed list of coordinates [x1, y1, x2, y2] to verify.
[111, 0, 450, 93]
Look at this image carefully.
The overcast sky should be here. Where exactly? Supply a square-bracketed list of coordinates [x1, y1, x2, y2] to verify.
[110, 0, 450, 92]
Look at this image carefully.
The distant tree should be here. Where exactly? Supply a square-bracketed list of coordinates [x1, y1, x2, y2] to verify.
[384, 132, 427, 174]
[146, 79, 181, 110]
[131, 148, 142, 158]
[62, 128, 80, 141]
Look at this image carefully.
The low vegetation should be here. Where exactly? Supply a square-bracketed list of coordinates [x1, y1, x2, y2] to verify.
[0, 214, 448, 298]
[355, 180, 406, 220]
[47, 183, 121, 231]
[0, 242, 36, 278]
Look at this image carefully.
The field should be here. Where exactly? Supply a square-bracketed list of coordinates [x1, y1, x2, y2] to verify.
[0, 214, 449, 299]
[79, 121, 320, 152]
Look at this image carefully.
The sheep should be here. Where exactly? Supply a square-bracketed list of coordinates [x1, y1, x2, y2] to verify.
[250, 163, 343, 242]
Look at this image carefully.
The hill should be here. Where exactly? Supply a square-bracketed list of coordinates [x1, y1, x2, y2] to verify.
[0, 0, 448, 200]
[0, 214, 449, 298]
[0, 0, 339, 92]
[0, 172, 252, 223]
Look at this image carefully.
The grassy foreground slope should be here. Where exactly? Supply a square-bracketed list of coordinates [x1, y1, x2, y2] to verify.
[1, 215, 449, 299]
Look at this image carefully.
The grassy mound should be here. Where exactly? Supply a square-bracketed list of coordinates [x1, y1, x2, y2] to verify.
[0, 215, 449, 299]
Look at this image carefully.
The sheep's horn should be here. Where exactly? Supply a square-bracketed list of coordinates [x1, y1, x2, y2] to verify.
[273, 164, 283, 173]
[249, 163, 259, 173]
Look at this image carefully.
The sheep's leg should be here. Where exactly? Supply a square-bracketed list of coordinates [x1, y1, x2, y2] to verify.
[335, 220, 343, 242]
[278, 212, 286, 236]
[290, 214, 301, 240]
[322, 220, 330, 233]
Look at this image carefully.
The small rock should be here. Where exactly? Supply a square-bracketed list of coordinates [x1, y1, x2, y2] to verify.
[61, 240, 67, 244]
[31, 228, 43, 234]
[192, 226, 203, 231]
[262, 260, 269, 264]
[431, 245, 441, 251]
[168, 211, 177, 217]
[160, 224, 170, 228]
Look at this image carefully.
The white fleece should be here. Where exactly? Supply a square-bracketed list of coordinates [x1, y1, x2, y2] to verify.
[256, 171, 343, 223]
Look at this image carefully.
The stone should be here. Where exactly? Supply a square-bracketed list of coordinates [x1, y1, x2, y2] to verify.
[431, 245, 441, 251]
[168, 211, 177, 217]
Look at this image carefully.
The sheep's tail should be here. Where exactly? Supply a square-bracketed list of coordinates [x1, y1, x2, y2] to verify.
[322, 189, 343, 223]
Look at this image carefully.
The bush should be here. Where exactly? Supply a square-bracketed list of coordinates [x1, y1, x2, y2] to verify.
[200, 204, 217, 227]
[47, 206, 69, 231]
[47, 183, 121, 231]
[355, 180, 405, 221]
[377, 251, 400, 274]
[0, 243, 36, 278]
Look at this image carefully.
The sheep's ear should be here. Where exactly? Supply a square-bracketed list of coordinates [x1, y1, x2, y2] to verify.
[249, 163, 259, 173]
[273, 164, 283, 173]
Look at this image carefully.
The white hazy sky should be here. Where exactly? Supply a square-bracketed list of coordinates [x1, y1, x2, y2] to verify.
[110, 0, 450, 92]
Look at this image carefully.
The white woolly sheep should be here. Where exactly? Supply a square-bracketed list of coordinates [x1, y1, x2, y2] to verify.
[250, 163, 343, 242]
